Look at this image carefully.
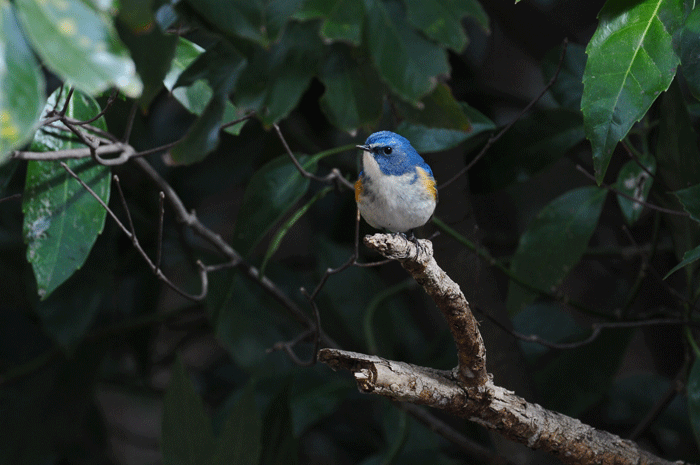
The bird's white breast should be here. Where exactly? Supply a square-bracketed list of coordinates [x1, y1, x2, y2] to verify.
[357, 151, 436, 232]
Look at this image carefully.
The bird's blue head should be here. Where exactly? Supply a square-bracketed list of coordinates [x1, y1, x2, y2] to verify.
[357, 131, 432, 177]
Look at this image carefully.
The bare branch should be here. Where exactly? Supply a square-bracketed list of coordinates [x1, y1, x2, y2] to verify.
[319, 349, 686, 465]
[60, 163, 207, 301]
[439, 38, 570, 190]
[273, 123, 355, 191]
[363, 233, 488, 386]
[576, 165, 689, 216]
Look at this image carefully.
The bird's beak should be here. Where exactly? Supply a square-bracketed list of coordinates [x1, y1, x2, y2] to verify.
[356, 144, 370, 151]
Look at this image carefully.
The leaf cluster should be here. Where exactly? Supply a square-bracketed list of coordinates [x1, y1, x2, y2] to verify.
[2, 0, 700, 464]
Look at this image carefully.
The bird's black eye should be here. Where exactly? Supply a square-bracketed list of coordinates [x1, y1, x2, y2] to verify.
[383, 146, 392, 155]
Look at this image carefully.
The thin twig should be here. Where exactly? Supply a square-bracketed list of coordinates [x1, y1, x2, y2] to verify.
[58, 87, 75, 116]
[60, 163, 208, 301]
[123, 100, 138, 143]
[576, 165, 689, 216]
[0, 193, 22, 204]
[476, 304, 700, 350]
[273, 123, 355, 190]
[73, 89, 120, 126]
[156, 191, 165, 274]
[439, 38, 570, 190]
[220, 111, 257, 130]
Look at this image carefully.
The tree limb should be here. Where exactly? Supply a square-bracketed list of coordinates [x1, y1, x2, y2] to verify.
[319, 233, 690, 465]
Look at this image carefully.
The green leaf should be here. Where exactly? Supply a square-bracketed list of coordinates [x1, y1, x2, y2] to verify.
[656, 80, 700, 189]
[232, 154, 316, 257]
[166, 93, 227, 165]
[396, 102, 495, 154]
[395, 83, 472, 131]
[35, 255, 111, 346]
[206, 270, 292, 373]
[290, 373, 351, 436]
[183, 0, 304, 48]
[163, 38, 247, 137]
[214, 384, 262, 465]
[318, 44, 383, 131]
[663, 243, 700, 279]
[15, 0, 142, 97]
[294, 0, 364, 44]
[234, 21, 324, 125]
[506, 186, 607, 315]
[511, 303, 587, 364]
[542, 42, 586, 110]
[674, 183, 700, 223]
[615, 155, 655, 225]
[680, 7, 700, 101]
[656, 80, 700, 267]
[0, 0, 45, 164]
[688, 357, 700, 449]
[470, 108, 584, 192]
[23, 89, 110, 300]
[166, 41, 247, 165]
[535, 328, 633, 416]
[260, 186, 332, 277]
[404, 0, 489, 52]
[162, 357, 216, 465]
[581, 0, 682, 183]
[260, 384, 297, 465]
[363, 0, 449, 104]
[116, 2, 178, 109]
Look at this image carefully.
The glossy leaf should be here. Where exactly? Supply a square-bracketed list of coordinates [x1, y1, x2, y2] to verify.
[688, 357, 700, 449]
[116, 4, 178, 109]
[0, 1, 45, 164]
[470, 108, 584, 192]
[674, 183, 700, 223]
[318, 44, 383, 131]
[511, 303, 586, 363]
[214, 384, 261, 465]
[663, 243, 700, 279]
[183, 0, 304, 48]
[294, 0, 364, 44]
[680, 7, 700, 101]
[404, 0, 489, 52]
[581, 0, 682, 183]
[15, 0, 142, 97]
[164, 38, 246, 136]
[259, 186, 332, 277]
[507, 186, 607, 315]
[395, 83, 472, 131]
[166, 41, 247, 164]
[396, 103, 494, 153]
[162, 358, 215, 465]
[543, 42, 586, 110]
[363, 0, 449, 104]
[234, 22, 324, 125]
[23, 89, 110, 300]
[232, 155, 317, 257]
[207, 270, 292, 373]
[616, 155, 655, 225]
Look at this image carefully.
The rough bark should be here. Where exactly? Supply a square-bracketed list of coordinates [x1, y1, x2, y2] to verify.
[318, 233, 689, 465]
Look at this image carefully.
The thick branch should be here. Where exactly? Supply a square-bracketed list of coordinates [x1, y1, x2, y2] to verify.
[319, 349, 685, 465]
[341, 233, 689, 465]
[363, 233, 487, 386]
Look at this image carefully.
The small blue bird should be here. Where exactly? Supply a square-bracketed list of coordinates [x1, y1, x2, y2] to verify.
[355, 131, 437, 234]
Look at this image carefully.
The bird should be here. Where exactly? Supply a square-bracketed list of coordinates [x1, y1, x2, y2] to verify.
[355, 131, 437, 236]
